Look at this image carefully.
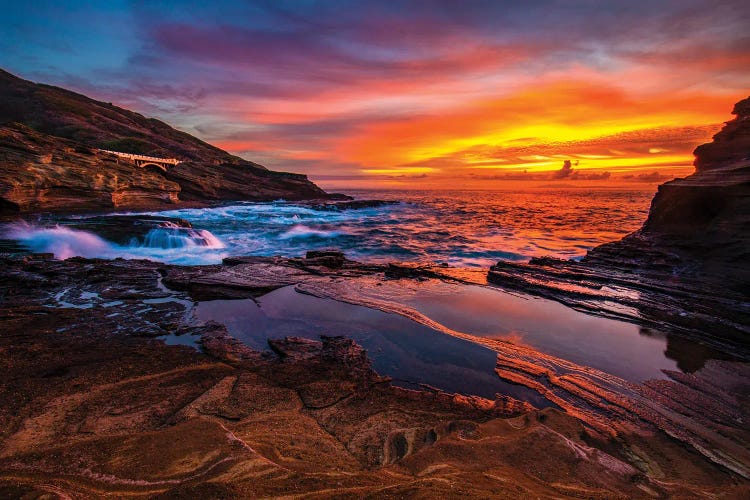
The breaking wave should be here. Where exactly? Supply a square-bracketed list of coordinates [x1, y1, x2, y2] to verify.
[279, 224, 344, 240]
[141, 222, 225, 249]
[4, 223, 227, 265]
[5, 225, 112, 260]
[3, 189, 654, 266]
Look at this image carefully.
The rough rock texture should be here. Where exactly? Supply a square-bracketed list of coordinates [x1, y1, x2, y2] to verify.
[0, 124, 181, 213]
[693, 97, 750, 173]
[0, 69, 334, 214]
[1, 255, 747, 498]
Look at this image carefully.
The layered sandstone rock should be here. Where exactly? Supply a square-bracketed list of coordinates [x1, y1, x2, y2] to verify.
[1, 254, 746, 498]
[0, 124, 181, 213]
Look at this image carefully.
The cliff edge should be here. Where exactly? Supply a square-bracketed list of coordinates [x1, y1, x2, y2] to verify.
[585, 96, 750, 291]
[0, 69, 333, 213]
[489, 97, 750, 346]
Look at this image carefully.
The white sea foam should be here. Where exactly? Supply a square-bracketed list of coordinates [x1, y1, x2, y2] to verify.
[4, 190, 653, 267]
[4, 222, 227, 264]
[279, 224, 344, 240]
[141, 222, 225, 250]
[5, 224, 113, 259]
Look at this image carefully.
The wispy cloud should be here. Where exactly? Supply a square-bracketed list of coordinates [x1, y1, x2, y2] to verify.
[2, 0, 748, 186]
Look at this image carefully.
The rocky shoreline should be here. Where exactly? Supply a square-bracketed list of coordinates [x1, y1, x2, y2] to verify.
[490, 97, 750, 356]
[1, 252, 748, 498]
[0, 69, 339, 215]
[1, 71, 748, 497]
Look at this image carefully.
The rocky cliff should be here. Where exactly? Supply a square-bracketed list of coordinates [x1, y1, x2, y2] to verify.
[584, 96, 750, 289]
[0, 69, 333, 213]
[489, 97, 750, 347]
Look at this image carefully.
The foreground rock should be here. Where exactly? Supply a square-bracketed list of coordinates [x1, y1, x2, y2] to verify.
[0, 255, 747, 498]
[0, 69, 335, 214]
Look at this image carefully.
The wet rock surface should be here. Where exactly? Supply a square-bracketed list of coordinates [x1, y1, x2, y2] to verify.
[62, 215, 194, 245]
[305, 199, 395, 211]
[0, 254, 748, 498]
[489, 255, 750, 353]
[304, 249, 347, 268]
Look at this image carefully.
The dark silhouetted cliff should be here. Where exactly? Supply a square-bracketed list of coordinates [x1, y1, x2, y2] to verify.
[585, 96, 750, 289]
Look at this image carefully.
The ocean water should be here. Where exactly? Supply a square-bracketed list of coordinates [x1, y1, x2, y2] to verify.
[4, 188, 654, 266]
[6, 186, 713, 394]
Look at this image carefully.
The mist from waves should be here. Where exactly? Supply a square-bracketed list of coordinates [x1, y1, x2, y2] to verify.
[2, 188, 655, 267]
[4, 221, 226, 265]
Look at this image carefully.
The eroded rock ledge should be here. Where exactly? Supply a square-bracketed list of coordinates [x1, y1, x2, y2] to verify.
[1, 254, 747, 498]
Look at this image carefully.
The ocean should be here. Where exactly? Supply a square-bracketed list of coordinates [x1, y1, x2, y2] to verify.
[5, 186, 713, 389]
[5, 188, 655, 266]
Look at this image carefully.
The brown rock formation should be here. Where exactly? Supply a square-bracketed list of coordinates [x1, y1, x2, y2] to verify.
[0, 69, 334, 214]
[586, 96, 750, 288]
[0, 124, 182, 213]
[693, 97, 750, 173]
[1, 254, 746, 498]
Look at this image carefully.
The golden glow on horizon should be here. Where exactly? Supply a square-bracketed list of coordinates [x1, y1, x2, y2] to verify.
[362, 167, 436, 175]
[468, 154, 692, 171]
[324, 82, 736, 182]
[211, 78, 740, 186]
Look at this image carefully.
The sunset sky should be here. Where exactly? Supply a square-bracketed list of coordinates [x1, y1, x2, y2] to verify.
[3, 0, 749, 188]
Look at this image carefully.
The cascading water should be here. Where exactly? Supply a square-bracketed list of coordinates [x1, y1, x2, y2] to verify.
[140, 221, 225, 250]
[3, 222, 227, 264]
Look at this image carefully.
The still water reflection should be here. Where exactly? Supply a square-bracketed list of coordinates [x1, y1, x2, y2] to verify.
[194, 284, 721, 403]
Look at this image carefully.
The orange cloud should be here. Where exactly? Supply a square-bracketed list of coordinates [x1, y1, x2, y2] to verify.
[326, 79, 735, 180]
